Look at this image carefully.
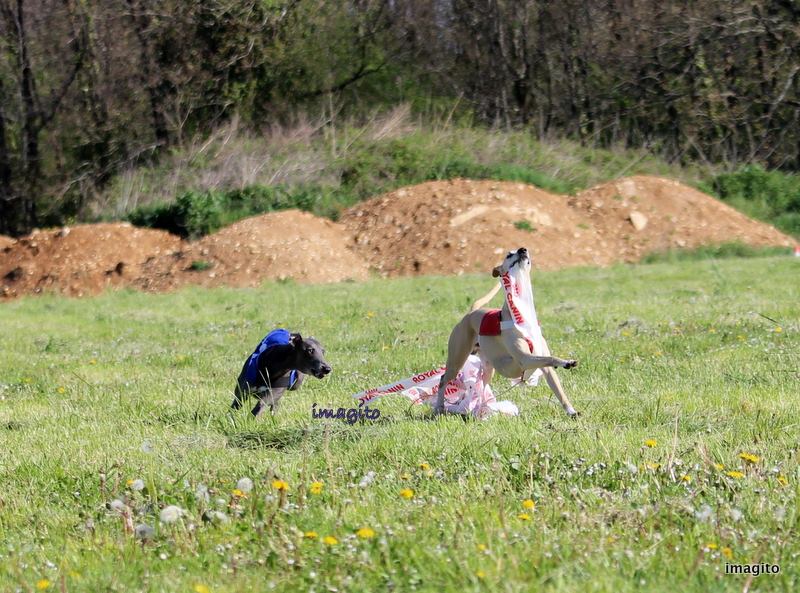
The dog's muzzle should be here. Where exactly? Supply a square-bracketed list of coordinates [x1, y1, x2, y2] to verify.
[315, 364, 332, 379]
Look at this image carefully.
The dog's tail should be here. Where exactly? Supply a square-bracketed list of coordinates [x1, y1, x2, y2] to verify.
[470, 282, 501, 312]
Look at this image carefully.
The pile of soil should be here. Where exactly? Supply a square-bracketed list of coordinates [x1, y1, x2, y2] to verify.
[138, 210, 369, 291]
[569, 176, 793, 263]
[0, 176, 794, 299]
[341, 176, 794, 275]
[1, 223, 181, 298]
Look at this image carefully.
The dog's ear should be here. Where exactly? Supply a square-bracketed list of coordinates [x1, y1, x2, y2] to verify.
[491, 266, 501, 278]
[291, 333, 303, 347]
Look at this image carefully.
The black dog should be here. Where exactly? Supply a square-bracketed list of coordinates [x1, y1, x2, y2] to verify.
[232, 329, 331, 416]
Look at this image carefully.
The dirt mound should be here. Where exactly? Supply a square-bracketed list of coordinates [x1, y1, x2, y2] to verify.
[341, 179, 601, 275]
[341, 177, 794, 275]
[1, 223, 182, 298]
[570, 176, 794, 263]
[0, 235, 14, 250]
[138, 210, 369, 291]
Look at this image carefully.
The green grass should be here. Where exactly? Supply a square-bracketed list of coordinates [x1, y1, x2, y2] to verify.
[1, 257, 799, 592]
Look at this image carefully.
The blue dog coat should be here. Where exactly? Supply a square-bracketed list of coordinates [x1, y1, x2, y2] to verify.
[243, 328, 298, 388]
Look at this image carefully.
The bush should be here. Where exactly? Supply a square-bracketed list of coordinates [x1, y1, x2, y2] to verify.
[127, 185, 345, 238]
[702, 165, 800, 237]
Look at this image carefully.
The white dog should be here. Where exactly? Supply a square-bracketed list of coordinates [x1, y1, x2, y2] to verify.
[433, 247, 579, 417]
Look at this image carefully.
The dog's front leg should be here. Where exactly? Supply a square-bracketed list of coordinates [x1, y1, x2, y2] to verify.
[435, 316, 478, 415]
[231, 382, 247, 410]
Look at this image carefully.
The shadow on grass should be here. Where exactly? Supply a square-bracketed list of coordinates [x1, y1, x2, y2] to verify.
[224, 422, 371, 451]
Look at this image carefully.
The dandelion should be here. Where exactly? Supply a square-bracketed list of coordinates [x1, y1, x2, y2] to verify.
[309, 481, 324, 495]
[681, 475, 691, 483]
[129, 478, 145, 491]
[714, 463, 724, 471]
[236, 477, 254, 493]
[304, 531, 318, 540]
[366, 311, 376, 318]
[272, 479, 289, 492]
[774, 327, 782, 333]
[705, 543, 718, 551]
[646, 462, 661, 470]
[56, 386, 65, 394]
[399, 488, 414, 499]
[89, 359, 97, 365]
[359, 471, 376, 488]
[231, 488, 246, 498]
[777, 474, 788, 487]
[722, 547, 733, 559]
[356, 527, 376, 539]
[159, 505, 183, 524]
[194, 585, 211, 593]
[36, 579, 51, 590]
[726, 471, 744, 479]
[400, 472, 411, 480]
[475, 570, 486, 579]
[134, 523, 155, 541]
[522, 499, 535, 510]
[419, 462, 431, 471]
[322, 536, 338, 546]
[644, 439, 657, 448]
[109, 499, 128, 513]
[738, 452, 760, 464]
[517, 513, 531, 521]
[477, 544, 487, 552]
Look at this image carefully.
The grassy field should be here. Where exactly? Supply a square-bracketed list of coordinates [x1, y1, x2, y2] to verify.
[1, 257, 798, 592]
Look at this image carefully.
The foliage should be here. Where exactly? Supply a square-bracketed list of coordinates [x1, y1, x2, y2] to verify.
[701, 166, 800, 237]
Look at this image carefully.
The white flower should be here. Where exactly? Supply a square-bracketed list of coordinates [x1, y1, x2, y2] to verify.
[695, 504, 713, 522]
[130, 479, 145, 492]
[358, 471, 376, 488]
[625, 462, 638, 475]
[729, 508, 743, 522]
[134, 523, 154, 541]
[159, 505, 184, 524]
[141, 440, 154, 454]
[110, 499, 128, 513]
[195, 484, 210, 503]
[236, 477, 254, 493]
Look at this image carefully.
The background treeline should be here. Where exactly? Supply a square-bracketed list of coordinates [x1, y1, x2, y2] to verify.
[1, 0, 799, 236]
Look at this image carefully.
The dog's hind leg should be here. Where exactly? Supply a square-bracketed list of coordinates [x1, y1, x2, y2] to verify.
[434, 316, 478, 414]
[541, 367, 578, 418]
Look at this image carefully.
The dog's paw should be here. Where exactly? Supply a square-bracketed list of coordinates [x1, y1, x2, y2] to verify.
[567, 410, 581, 419]
[562, 359, 578, 369]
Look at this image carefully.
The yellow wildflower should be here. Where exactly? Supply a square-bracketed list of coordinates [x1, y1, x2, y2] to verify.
[419, 462, 431, 471]
[714, 463, 724, 471]
[475, 570, 486, 579]
[36, 580, 51, 591]
[517, 513, 531, 521]
[271, 479, 289, 491]
[231, 488, 245, 498]
[644, 439, 657, 448]
[477, 544, 487, 551]
[399, 488, 414, 499]
[726, 471, 744, 479]
[400, 472, 411, 480]
[774, 327, 782, 333]
[309, 481, 323, 495]
[681, 475, 691, 483]
[706, 543, 718, 550]
[738, 452, 760, 464]
[356, 527, 376, 539]
[304, 531, 318, 540]
[722, 547, 733, 559]
[322, 535, 338, 546]
[366, 311, 376, 318]
[194, 585, 211, 593]
[56, 386, 65, 394]
[522, 499, 535, 510]
[646, 462, 661, 470]
[777, 474, 788, 487]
